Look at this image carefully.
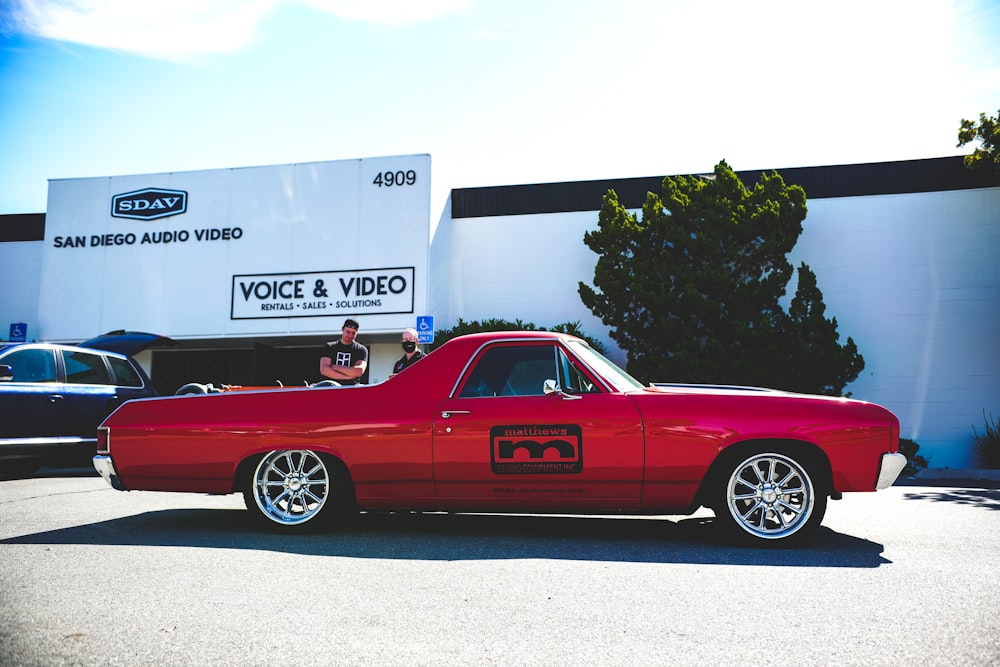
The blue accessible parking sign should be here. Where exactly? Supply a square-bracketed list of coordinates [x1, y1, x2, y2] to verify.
[9, 323, 27, 342]
[416, 316, 434, 344]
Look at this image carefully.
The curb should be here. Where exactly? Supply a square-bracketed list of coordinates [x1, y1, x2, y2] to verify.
[913, 468, 1000, 482]
[894, 468, 1000, 489]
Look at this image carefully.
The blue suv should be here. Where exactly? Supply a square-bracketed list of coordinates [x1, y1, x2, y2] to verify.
[0, 331, 171, 476]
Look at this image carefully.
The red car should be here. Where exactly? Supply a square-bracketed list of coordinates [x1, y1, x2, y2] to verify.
[94, 331, 905, 545]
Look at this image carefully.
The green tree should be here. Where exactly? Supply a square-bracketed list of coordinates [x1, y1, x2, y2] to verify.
[781, 263, 865, 394]
[957, 109, 1000, 175]
[578, 160, 864, 395]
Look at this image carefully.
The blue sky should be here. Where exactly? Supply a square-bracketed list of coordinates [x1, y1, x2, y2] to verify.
[1, 0, 998, 218]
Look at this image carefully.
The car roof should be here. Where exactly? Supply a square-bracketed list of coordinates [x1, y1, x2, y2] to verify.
[0, 341, 130, 359]
[446, 330, 577, 343]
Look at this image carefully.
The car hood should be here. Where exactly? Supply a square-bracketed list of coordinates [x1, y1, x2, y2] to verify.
[648, 382, 784, 394]
[643, 382, 871, 406]
[79, 331, 175, 355]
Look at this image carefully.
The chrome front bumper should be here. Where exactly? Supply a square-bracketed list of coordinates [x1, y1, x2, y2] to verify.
[876, 452, 907, 490]
[93, 455, 125, 491]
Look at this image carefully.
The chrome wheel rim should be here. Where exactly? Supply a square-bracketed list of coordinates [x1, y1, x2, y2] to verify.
[252, 450, 329, 525]
[726, 453, 814, 540]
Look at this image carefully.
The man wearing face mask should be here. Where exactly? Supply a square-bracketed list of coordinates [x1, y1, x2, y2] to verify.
[392, 327, 425, 375]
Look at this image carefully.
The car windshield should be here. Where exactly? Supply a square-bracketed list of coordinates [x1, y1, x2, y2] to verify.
[567, 340, 645, 392]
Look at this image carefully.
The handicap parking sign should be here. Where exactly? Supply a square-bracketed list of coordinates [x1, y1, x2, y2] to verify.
[416, 316, 434, 344]
[9, 323, 27, 342]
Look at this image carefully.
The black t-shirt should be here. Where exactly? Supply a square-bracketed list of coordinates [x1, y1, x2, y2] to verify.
[320, 340, 369, 384]
[392, 349, 425, 375]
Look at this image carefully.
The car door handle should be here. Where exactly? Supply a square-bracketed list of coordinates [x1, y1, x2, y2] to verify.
[440, 410, 471, 419]
[48, 394, 64, 403]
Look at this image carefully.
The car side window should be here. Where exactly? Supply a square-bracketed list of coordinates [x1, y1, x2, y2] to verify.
[62, 350, 112, 385]
[459, 344, 557, 398]
[108, 356, 143, 388]
[3, 348, 58, 382]
[556, 347, 600, 394]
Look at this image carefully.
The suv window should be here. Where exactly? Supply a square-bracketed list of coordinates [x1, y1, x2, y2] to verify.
[3, 348, 58, 382]
[108, 356, 143, 388]
[62, 350, 112, 385]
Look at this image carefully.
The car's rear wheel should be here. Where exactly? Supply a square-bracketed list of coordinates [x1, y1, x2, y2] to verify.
[243, 450, 351, 532]
[714, 450, 827, 545]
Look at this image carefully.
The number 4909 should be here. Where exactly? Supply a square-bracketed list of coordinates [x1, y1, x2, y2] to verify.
[373, 170, 417, 187]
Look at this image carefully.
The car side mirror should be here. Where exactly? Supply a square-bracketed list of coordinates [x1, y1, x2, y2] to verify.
[0, 365, 13, 381]
[543, 379, 581, 400]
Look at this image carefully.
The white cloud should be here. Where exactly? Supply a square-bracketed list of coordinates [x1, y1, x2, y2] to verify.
[301, 0, 468, 26]
[6, 0, 469, 61]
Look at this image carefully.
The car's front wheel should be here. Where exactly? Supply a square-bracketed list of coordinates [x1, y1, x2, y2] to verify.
[243, 450, 352, 532]
[713, 450, 827, 545]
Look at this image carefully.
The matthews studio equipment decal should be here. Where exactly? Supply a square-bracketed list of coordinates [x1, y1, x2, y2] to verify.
[231, 267, 415, 319]
[490, 424, 584, 474]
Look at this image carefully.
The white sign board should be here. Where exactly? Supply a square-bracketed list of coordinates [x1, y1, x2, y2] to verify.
[231, 267, 415, 319]
[38, 155, 431, 341]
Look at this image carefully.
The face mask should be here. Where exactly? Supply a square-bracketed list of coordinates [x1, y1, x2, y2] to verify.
[402, 341, 417, 353]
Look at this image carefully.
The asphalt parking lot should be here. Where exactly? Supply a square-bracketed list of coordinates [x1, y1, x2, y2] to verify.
[1, 468, 998, 667]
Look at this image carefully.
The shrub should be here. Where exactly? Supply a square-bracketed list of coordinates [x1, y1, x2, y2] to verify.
[972, 411, 1000, 469]
[898, 438, 928, 475]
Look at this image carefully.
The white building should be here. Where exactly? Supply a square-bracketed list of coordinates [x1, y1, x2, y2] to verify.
[2, 154, 998, 467]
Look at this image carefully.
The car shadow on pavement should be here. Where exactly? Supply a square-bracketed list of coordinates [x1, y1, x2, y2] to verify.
[0, 465, 99, 481]
[1, 508, 890, 568]
[899, 487, 1000, 510]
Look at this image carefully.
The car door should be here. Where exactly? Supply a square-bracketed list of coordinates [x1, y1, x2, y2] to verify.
[0, 347, 64, 439]
[58, 349, 119, 440]
[106, 354, 155, 403]
[433, 341, 644, 508]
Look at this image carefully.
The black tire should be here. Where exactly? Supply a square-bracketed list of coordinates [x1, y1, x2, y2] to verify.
[712, 449, 827, 545]
[242, 450, 354, 532]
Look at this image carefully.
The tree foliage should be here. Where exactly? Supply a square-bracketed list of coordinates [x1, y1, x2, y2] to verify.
[957, 109, 1000, 175]
[578, 160, 864, 395]
[432, 318, 607, 354]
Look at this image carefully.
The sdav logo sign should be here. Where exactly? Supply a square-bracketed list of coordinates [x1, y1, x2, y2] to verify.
[111, 188, 188, 220]
[490, 424, 583, 474]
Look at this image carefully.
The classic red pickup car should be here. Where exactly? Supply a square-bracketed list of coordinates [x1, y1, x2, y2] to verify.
[94, 331, 905, 544]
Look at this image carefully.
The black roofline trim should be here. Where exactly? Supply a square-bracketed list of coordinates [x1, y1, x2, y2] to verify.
[4, 157, 999, 236]
[451, 155, 1000, 219]
[0, 213, 45, 242]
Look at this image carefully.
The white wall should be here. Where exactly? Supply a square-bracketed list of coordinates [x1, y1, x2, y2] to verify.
[788, 188, 1000, 468]
[436, 207, 616, 358]
[441, 188, 1000, 468]
[0, 241, 42, 340]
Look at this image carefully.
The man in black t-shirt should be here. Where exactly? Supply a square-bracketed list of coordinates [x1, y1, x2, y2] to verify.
[319, 318, 368, 384]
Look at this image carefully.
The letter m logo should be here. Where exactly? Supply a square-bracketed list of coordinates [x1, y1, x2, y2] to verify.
[111, 188, 188, 220]
[490, 424, 583, 474]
